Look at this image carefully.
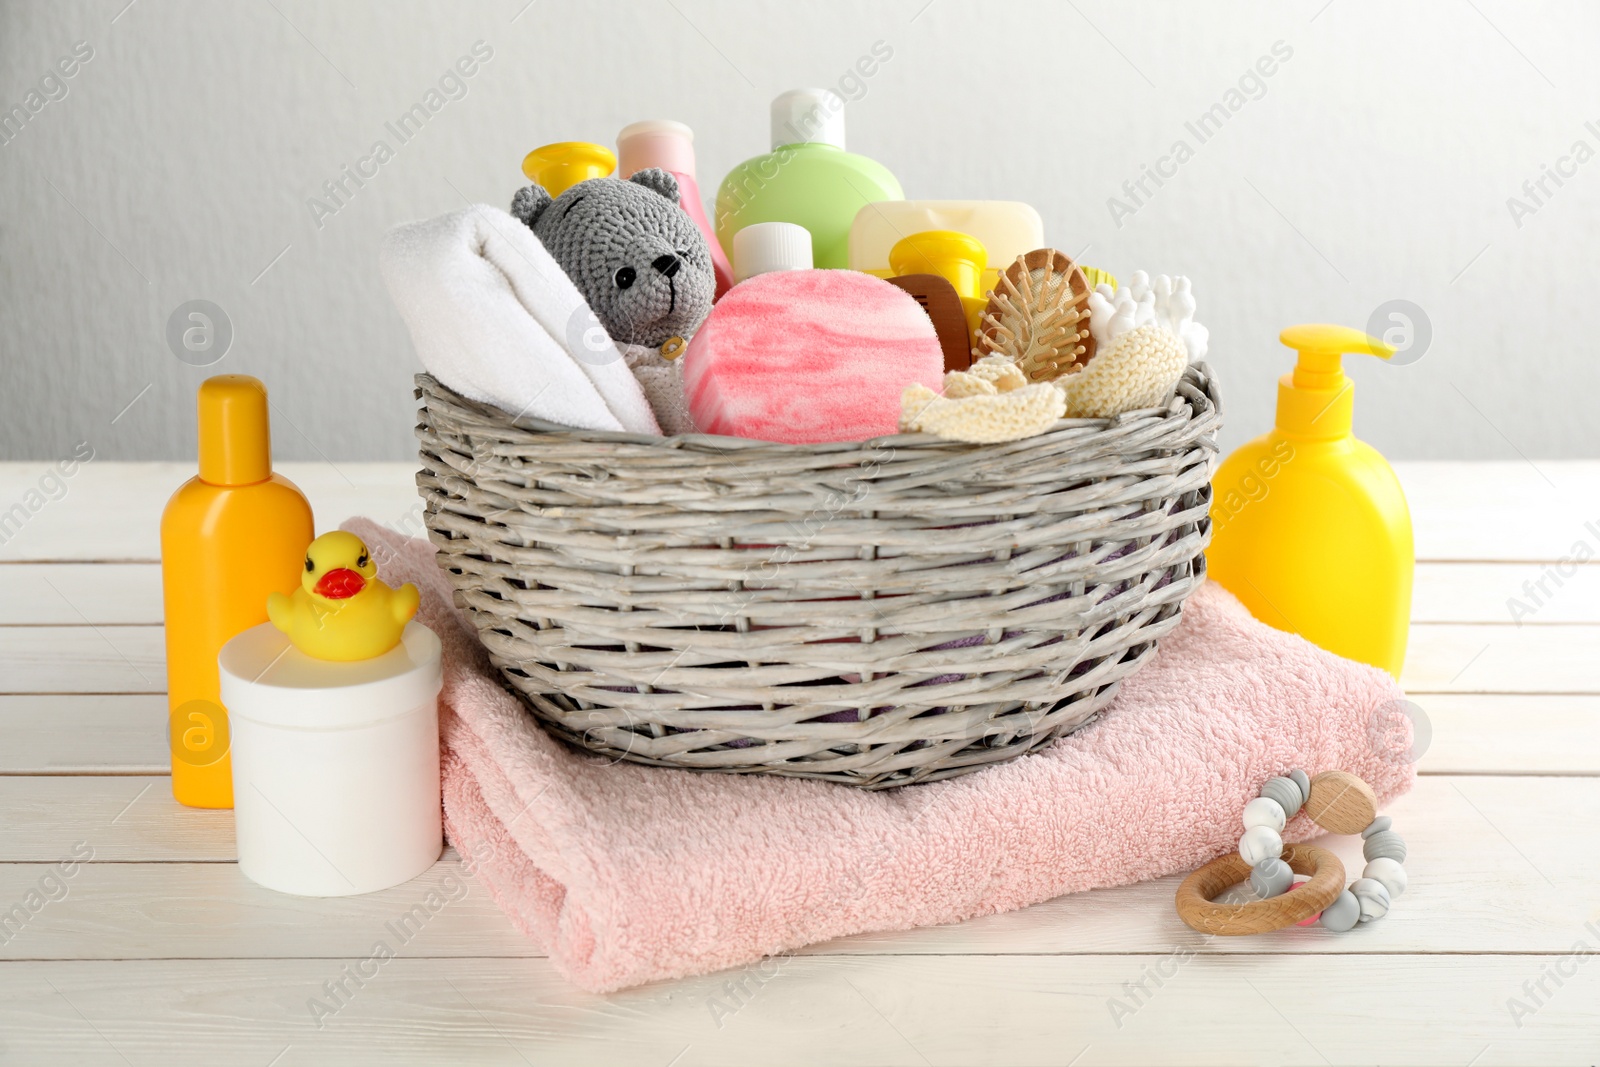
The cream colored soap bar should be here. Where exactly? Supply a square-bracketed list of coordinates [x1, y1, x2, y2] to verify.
[849, 200, 1044, 292]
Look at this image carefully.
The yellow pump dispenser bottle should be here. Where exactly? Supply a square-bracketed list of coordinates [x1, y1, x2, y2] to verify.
[1207, 324, 1413, 678]
[160, 377, 314, 808]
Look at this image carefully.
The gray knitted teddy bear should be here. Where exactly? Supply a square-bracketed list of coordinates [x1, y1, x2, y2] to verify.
[511, 170, 714, 349]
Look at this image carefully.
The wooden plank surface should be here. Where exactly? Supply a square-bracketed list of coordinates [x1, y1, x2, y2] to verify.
[1411, 561, 1600, 624]
[1418, 693, 1600, 774]
[0, 696, 169, 774]
[0, 776, 1591, 960]
[0, 462, 422, 563]
[1396, 460, 1600, 562]
[0, 565, 164, 625]
[1400, 624, 1600, 694]
[0, 626, 165, 693]
[0, 954, 1593, 1066]
[2, 461, 1597, 1064]
[0, 776, 225, 861]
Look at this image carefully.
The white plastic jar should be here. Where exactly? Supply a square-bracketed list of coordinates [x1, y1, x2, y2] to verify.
[219, 620, 443, 896]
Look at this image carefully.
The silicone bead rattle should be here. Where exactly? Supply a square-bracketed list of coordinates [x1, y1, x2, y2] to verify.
[1175, 769, 1408, 935]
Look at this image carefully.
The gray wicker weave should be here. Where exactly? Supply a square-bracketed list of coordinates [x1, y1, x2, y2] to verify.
[414, 363, 1222, 789]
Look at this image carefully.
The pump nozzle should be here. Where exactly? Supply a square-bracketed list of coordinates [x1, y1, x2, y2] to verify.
[1275, 323, 1394, 440]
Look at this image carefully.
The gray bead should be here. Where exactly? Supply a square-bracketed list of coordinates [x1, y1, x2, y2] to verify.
[1361, 815, 1393, 839]
[1260, 776, 1304, 817]
[1363, 829, 1407, 864]
[1250, 857, 1294, 899]
[1288, 769, 1311, 802]
[1350, 877, 1392, 921]
[1319, 889, 1361, 932]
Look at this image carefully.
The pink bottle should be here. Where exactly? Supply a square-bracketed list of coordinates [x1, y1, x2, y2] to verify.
[618, 119, 734, 301]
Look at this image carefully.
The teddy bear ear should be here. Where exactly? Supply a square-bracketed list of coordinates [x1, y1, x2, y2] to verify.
[627, 167, 680, 205]
[510, 184, 553, 229]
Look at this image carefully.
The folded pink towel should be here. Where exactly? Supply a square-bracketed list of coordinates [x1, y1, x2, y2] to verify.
[347, 518, 1413, 993]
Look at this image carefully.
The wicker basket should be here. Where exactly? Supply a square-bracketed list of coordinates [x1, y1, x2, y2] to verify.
[414, 364, 1221, 789]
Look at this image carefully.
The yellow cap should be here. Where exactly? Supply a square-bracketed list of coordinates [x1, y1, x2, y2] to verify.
[1276, 323, 1394, 441]
[521, 142, 616, 197]
[888, 230, 987, 300]
[1081, 266, 1118, 291]
[197, 375, 272, 486]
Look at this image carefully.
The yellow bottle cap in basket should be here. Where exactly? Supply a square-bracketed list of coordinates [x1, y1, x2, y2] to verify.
[890, 230, 989, 342]
[889, 230, 987, 300]
[521, 142, 616, 196]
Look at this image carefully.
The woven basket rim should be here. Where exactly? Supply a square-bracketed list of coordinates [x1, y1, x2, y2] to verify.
[414, 367, 1219, 453]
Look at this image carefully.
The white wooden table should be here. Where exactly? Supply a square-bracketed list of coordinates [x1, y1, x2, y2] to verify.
[1, 461, 1597, 1066]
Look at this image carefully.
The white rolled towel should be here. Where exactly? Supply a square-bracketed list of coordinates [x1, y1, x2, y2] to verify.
[380, 204, 661, 434]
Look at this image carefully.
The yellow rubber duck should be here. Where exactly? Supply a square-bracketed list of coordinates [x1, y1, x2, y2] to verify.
[267, 531, 420, 661]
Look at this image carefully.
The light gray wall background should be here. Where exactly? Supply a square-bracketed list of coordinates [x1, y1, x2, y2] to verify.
[2, 0, 1597, 462]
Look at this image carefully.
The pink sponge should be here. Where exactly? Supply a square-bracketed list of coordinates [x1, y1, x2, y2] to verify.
[682, 270, 944, 443]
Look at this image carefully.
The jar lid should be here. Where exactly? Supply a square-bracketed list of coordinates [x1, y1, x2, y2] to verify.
[219, 621, 442, 730]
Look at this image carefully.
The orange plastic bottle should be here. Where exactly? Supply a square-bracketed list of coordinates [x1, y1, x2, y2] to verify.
[161, 376, 314, 808]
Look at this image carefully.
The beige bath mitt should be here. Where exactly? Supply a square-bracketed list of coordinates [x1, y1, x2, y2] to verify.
[1054, 324, 1188, 418]
[900, 356, 1066, 443]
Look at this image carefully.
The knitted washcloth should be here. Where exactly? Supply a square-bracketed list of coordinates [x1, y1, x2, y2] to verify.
[900, 357, 1066, 443]
[1055, 324, 1188, 418]
[622, 343, 696, 435]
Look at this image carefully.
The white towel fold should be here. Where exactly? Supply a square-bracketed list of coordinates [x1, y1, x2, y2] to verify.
[380, 205, 661, 434]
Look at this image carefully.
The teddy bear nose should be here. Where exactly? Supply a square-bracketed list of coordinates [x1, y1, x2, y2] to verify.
[651, 253, 681, 278]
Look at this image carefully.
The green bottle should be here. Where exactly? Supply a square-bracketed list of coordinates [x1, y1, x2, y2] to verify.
[715, 88, 903, 271]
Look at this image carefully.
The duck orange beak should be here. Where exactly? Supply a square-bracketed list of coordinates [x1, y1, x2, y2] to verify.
[313, 568, 366, 600]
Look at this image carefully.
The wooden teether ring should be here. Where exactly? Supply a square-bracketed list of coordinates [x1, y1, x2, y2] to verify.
[1175, 844, 1346, 935]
